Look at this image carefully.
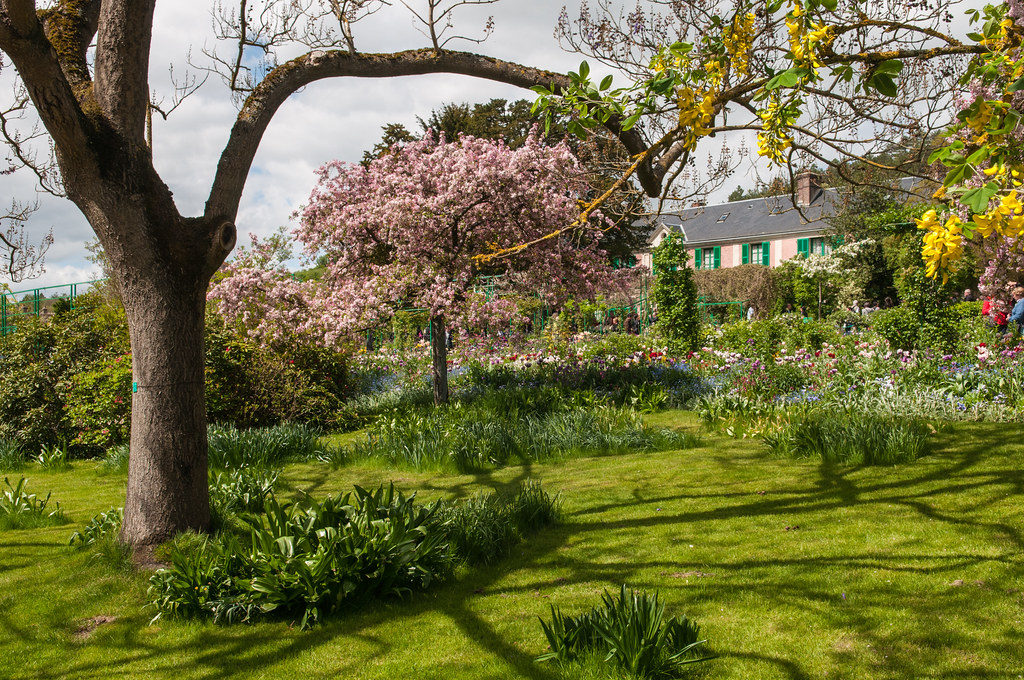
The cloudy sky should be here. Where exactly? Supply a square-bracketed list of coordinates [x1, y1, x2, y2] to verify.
[3, 0, 641, 291]
[1, 0, 974, 292]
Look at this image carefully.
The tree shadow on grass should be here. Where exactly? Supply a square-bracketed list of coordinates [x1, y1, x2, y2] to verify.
[10, 422, 1023, 680]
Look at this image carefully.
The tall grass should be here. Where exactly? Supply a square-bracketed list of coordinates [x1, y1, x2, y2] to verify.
[760, 410, 932, 465]
[433, 481, 559, 565]
[0, 438, 25, 472]
[344, 401, 698, 473]
[207, 423, 322, 469]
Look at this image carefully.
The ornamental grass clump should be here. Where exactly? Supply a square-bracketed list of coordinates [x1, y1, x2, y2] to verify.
[537, 585, 713, 678]
[1, 477, 69, 530]
[347, 401, 698, 473]
[433, 481, 559, 565]
[760, 410, 932, 465]
[207, 423, 322, 469]
[0, 437, 24, 472]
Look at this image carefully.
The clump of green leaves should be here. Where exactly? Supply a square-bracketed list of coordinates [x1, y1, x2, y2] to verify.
[149, 484, 454, 629]
[537, 585, 713, 678]
[433, 481, 559, 565]
[36, 444, 70, 471]
[0, 438, 24, 473]
[760, 410, 932, 465]
[207, 423, 322, 469]
[99, 444, 130, 474]
[69, 507, 123, 548]
[1, 477, 69, 530]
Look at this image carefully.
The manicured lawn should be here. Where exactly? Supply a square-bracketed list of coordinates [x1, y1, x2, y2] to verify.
[2, 413, 1023, 679]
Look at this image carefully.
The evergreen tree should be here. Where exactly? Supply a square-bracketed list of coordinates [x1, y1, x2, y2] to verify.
[651, 234, 701, 353]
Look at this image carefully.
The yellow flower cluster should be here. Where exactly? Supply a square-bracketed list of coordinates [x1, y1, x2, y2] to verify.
[676, 86, 717, 151]
[918, 209, 964, 283]
[972, 190, 1024, 238]
[785, 1, 833, 70]
[756, 95, 792, 166]
[723, 12, 756, 77]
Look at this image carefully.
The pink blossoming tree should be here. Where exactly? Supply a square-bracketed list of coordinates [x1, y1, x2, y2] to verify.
[297, 132, 617, 404]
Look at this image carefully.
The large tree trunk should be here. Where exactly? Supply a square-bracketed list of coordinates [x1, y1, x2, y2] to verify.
[430, 315, 449, 405]
[119, 274, 211, 548]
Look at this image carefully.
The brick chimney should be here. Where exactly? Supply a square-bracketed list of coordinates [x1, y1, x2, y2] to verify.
[795, 172, 821, 207]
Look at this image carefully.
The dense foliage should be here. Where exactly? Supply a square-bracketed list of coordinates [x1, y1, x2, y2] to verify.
[148, 482, 558, 629]
[651, 234, 701, 353]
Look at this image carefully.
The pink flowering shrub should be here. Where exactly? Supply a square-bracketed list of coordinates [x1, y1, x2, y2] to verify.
[294, 132, 619, 337]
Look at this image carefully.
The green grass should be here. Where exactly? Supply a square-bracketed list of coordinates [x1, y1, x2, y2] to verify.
[2, 413, 1023, 678]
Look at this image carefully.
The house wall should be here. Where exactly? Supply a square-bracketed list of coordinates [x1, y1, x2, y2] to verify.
[681, 233, 826, 270]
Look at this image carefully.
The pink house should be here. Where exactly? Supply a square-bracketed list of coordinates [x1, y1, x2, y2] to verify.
[637, 173, 842, 271]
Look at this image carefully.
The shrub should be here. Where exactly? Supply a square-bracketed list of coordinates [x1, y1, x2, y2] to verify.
[149, 484, 454, 629]
[652, 235, 702, 353]
[1, 477, 69, 530]
[536, 585, 712, 678]
[205, 321, 352, 430]
[0, 294, 129, 455]
[65, 353, 133, 453]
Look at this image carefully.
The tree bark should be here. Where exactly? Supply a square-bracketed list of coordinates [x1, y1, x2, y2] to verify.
[430, 315, 449, 405]
[120, 276, 210, 547]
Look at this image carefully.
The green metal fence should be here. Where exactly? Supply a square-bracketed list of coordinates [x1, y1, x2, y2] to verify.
[1, 280, 105, 336]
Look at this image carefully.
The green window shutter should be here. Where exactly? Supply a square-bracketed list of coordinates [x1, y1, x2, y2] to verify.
[797, 238, 809, 258]
[694, 247, 702, 269]
[835, 234, 845, 247]
[762, 241, 770, 266]
[713, 246, 721, 269]
[741, 244, 749, 264]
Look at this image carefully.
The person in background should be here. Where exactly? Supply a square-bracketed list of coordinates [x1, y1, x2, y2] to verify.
[1010, 286, 1024, 334]
[850, 299, 861, 315]
[882, 296, 894, 309]
[963, 288, 975, 302]
[746, 304, 756, 321]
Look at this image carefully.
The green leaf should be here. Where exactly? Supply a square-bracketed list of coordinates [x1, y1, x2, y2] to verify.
[599, 74, 614, 91]
[961, 183, 1000, 213]
[868, 73, 897, 97]
[766, 68, 809, 90]
[1007, 75, 1024, 93]
[942, 162, 972, 187]
[965, 146, 991, 167]
[622, 111, 642, 130]
[578, 61, 590, 80]
[874, 59, 904, 76]
[821, 0, 838, 9]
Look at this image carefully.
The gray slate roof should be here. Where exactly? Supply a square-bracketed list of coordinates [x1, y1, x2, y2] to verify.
[640, 178, 932, 247]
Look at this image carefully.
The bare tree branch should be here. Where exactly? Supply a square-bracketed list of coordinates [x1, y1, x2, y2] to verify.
[0, 199, 53, 283]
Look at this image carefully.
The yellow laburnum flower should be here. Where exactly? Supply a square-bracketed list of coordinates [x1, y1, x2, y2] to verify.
[1006, 215, 1024, 238]
[967, 100, 993, 134]
[998, 190, 1022, 216]
[973, 211, 1000, 238]
[919, 212, 963, 282]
